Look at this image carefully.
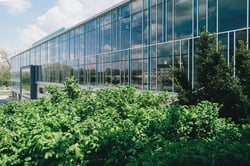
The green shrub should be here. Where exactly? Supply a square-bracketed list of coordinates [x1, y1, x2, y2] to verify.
[0, 78, 249, 165]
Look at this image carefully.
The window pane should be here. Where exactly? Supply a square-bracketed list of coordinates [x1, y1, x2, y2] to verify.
[143, 10, 148, 45]
[111, 52, 121, 86]
[219, 0, 247, 32]
[151, 5, 157, 44]
[104, 24, 111, 52]
[181, 40, 189, 80]
[157, 2, 163, 43]
[174, 0, 192, 39]
[132, 12, 143, 48]
[143, 47, 148, 90]
[157, 43, 172, 91]
[198, 0, 206, 33]
[131, 59, 143, 89]
[121, 50, 129, 85]
[236, 30, 247, 47]
[174, 41, 180, 66]
[132, 0, 143, 14]
[121, 4, 130, 18]
[111, 21, 117, 51]
[121, 17, 131, 49]
[167, 0, 173, 41]
[208, 0, 216, 33]
[21, 68, 30, 97]
[150, 46, 157, 91]
[219, 33, 229, 58]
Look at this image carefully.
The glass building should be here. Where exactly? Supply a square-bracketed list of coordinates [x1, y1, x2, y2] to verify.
[11, 0, 250, 99]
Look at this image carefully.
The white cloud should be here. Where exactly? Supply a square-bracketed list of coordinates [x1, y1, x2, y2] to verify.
[0, 0, 31, 14]
[36, 0, 86, 32]
[19, 0, 123, 47]
[19, 24, 47, 47]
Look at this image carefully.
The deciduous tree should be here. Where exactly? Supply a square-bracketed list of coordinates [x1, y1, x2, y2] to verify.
[0, 49, 11, 87]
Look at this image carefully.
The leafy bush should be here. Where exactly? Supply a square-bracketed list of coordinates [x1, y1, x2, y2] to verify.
[0, 78, 249, 165]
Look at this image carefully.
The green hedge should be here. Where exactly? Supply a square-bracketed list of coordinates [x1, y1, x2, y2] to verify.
[0, 78, 249, 165]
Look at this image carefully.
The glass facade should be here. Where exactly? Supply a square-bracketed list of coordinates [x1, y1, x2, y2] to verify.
[11, 0, 250, 98]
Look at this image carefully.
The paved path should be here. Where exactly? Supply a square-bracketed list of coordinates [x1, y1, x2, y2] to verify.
[0, 96, 10, 105]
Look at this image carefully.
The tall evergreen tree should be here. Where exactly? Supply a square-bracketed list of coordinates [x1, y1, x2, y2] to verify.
[173, 30, 249, 122]
[235, 41, 250, 98]
[195, 30, 248, 122]
[195, 31, 231, 101]
[172, 64, 193, 105]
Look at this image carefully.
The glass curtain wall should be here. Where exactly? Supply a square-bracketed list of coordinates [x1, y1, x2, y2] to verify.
[10, 0, 250, 96]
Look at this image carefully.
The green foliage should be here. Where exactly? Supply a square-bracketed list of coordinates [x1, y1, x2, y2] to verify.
[63, 77, 83, 99]
[172, 64, 194, 105]
[173, 29, 249, 122]
[45, 85, 64, 104]
[195, 31, 249, 122]
[236, 41, 250, 97]
[0, 78, 249, 165]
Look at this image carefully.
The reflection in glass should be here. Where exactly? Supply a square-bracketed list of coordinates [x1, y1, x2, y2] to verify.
[157, 43, 172, 91]
[218, 33, 229, 59]
[143, 47, 148, 90]
[198, 0, 206, 33]
[90, 64, 96, 85]
[132, 12, 143, 48]
[131, 59, 143, 89]
[151, 57, 157, 91]
[208, 0, 216, 33]
[151, 5, 157, 44]
[12, 0, 250, 94]
[121, 17, 131, 49]
[121, 50, 129, 85]
[181, 40, 189, 79]
[143, 10, 148, 45]
[102, 24, 111, 53]
[236, 30, 247, 47]
[111, 21, 117, 51]
[167, 0, 173, 41]
[150, 46, 157, 91]
[174, 0, 192, 39]
[98, 55, 104, 85]
[229, 32, 234, 64]
[157, 2, 163, 43]
[69, 37, 74, 60]
[174, 41, 180, 66]
[121, 4, 130, 18]
[131, 0, 142, 14]
[21, 68, 30, 96]
[117, 19, 121, 50]
[90, 29, 98, 55]
[131, 48, 143, 89]
[79, 67, 84, 85]
[112, 61, 121, 85]
[194, 0, 198, 36]
[42, 65, 48, 82]
[219, 0, 247, 32]
[104, 54, 111, 85]
[157, 57, 172, 91]
[132, 48, 142, 60]
[194, 38, 200, 87]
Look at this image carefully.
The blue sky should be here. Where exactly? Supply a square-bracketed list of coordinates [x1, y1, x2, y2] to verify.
[0, 0, 123, 56]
